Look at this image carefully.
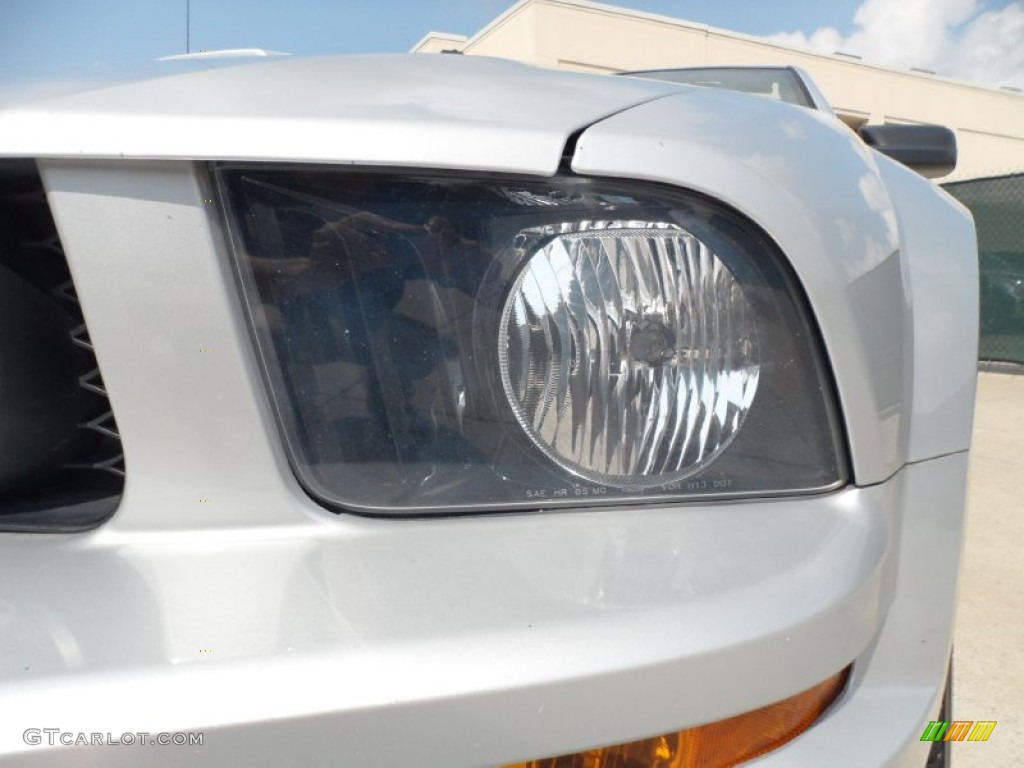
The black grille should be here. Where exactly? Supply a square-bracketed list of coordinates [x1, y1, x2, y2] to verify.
[0, 160, 123, 531]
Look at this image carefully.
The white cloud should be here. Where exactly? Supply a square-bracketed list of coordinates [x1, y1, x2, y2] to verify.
[768, 0, 1024, 89]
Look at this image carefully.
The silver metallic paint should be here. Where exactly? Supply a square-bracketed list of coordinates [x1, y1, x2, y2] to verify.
[0, 55, 680, 175]
[0, 55, 976, 767]
[0, 456, 965, 767]
[872, 154, 979, 462]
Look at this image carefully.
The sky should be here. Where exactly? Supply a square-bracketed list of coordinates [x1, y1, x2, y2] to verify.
[1, 0, 1021, 94]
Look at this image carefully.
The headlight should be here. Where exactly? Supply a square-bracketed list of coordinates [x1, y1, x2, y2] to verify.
[216, 167, 845, 515]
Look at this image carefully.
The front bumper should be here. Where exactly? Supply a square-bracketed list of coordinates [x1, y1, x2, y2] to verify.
[0, 451, 965, 767]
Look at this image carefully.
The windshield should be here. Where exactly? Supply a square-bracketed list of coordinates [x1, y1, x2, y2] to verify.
[623, 67, 815, 109]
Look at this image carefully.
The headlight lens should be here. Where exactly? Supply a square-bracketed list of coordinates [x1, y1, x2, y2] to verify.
[500, 225, 759, 488]
[216, 167, 845, 515]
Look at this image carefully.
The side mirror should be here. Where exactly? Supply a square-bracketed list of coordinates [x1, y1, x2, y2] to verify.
[858, 124, 957, 178]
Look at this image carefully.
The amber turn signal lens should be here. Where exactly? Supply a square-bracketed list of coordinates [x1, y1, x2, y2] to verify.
[502, 667, 850, 768]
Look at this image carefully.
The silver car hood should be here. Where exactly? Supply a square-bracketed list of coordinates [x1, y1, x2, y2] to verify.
[0, 54, 681, 175]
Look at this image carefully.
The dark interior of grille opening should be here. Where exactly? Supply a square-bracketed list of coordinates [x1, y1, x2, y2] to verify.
[0, 160, 123, 532]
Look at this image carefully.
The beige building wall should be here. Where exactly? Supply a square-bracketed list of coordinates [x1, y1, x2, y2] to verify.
[413, 0, 1024, 182]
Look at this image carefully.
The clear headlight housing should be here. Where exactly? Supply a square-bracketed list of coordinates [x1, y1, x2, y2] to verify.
[217, 167, 845, 514]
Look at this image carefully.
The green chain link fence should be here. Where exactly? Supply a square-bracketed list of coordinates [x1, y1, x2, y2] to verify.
[943, 173, 1024, 366]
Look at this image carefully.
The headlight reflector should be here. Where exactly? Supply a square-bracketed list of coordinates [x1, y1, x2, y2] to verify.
[500, 226, 759, 488]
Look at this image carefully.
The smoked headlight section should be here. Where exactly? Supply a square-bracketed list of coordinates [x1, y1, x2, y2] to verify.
[216, 167, 844, 514]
